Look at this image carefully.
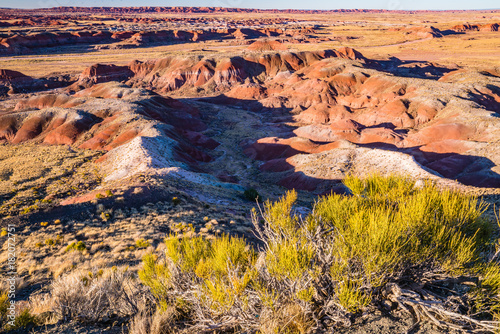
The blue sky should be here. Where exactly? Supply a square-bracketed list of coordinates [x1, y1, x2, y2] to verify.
[1, 0, 499, 10]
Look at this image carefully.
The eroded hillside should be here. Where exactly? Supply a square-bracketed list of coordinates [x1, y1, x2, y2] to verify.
[2, 47, 500, 206]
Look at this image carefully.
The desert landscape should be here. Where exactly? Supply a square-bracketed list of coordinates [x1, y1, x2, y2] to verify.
[0, 5, 500, 333]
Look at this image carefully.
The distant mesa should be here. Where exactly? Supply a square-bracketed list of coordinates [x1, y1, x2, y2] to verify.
[247, 39, 287, 51]
[389, 26, 444, 39]
[452, 23, 499, 31]
[405, 26, 443, 38]
[0, 25, 333, 55]
[0, 69, 36, 95]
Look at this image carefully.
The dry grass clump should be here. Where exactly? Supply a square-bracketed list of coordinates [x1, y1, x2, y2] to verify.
[135, 174, 500, 333]
[27, 268, 147, 324]
[128, 306, 179, 334]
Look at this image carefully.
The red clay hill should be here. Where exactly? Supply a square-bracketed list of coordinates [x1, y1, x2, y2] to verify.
[1, 47, 500, 195]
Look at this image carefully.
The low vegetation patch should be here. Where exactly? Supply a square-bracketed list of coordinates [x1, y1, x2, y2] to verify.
[65, 241, 87, 252]
[0, 290, 39, 331]
[15, 175, 500, 333]
[135, 239, 151, 249]
[133, 175, 500, 333]
[243, 188, 260, 202]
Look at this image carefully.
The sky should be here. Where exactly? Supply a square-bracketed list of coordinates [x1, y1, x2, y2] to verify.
[1, 0, 499, 10]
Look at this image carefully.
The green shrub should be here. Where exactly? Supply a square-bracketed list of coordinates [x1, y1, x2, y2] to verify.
[44, 238, 55, 246]
[209, 235, 253, 277]
[140, 234, 256, 321]
[66, 241, 86, 252]
[135, 239, 150, 249]
[138, 254, 171, 299]
[100, 212, 110, 221]
[0, 294, 38, 331]
[244, 188, 260, 201]
[0, 291, 8, 328]
[261, 189, 298, 236]
[161, 234, 254, 278]
[164, 235, 212, 273]
[317, 175, 490, 283]
[336, 280, 371, 313]
[266, 237, 314, 280]
[8, 308, 38, 330]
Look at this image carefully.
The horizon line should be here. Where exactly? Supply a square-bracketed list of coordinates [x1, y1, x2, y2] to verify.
[1, 6, 500, 11]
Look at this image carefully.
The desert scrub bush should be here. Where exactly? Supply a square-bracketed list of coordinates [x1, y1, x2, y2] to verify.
[136, 175, 499, 332]
[5, 308, 39, 331]
[139, 234, 257, 331]
[32, 268, 146, 323]
[44, 238, 55, 246]
[65, 241, 86, 252]
[100, 211, 111, 221]
[243, 188, 260, 201]
[317, 174, 491, 281]
[310, 174, 497, 329]
[136, 239, 150, 249]
[0, 291, 8, 328]
[0, 291, 39, 331]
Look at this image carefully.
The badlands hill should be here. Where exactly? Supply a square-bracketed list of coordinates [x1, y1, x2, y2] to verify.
[1, 47, 500, 204]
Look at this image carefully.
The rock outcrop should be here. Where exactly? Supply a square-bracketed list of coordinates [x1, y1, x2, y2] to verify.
[452, 23, 499, 31]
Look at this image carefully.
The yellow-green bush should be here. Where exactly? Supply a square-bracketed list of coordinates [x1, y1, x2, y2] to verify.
[135, 239, 150, 249]
[0, 291, 8, 328]
[139, 254, 171, 299]
[0, 292, 38, 331]
[137, 175, 499, 332]
[470, 263, 500, 318]
[7, 308, 39, 330]
[336, 280, 371, 313]
[262, 189, 298, 237]
[266, 237, 315, 281]
[318, 176, 488, 273]
[65, 241, 86, 252]
[140, 234, 255, 315]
